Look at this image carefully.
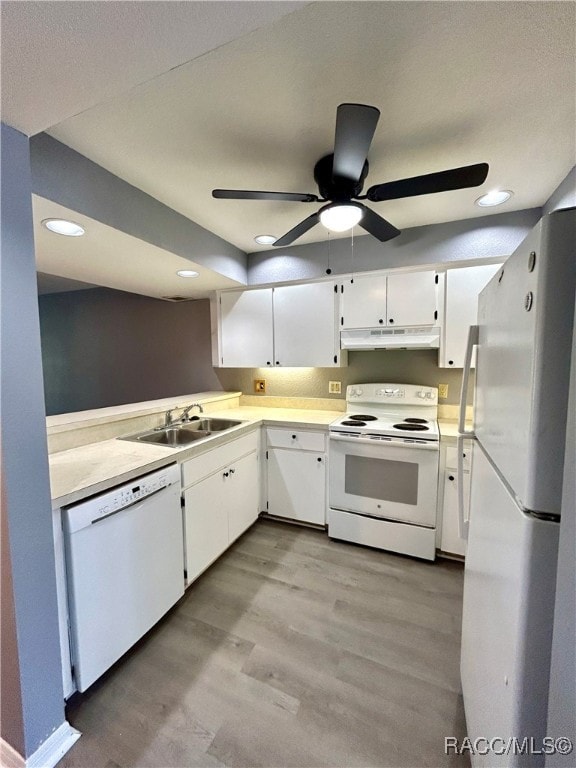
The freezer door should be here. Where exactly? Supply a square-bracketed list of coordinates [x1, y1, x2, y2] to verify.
[461, 444, 559, 768]
[475, 208, 575, 514]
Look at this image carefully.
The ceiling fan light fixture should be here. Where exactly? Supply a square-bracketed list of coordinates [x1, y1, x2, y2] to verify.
[42, 218, 85, 237]
[176, 269, 199, 278]
[254, 234, 277, 245]
[475, 190, 513, 207]
[319, 203, 363, 233]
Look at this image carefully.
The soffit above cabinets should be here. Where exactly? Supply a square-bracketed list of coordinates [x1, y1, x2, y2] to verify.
[33, 196, 243, 300]
[42, 1, 575, 252]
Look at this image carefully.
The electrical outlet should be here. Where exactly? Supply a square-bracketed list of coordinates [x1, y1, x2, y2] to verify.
[438, 383, 449, 399]
[329, 381, 342, 395]
[254, 379, 266, 394]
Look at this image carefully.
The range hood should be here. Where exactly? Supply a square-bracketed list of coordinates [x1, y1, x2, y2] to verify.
[341, 326, 441, 351]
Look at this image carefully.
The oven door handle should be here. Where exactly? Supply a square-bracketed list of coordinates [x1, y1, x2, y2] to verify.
[329, 433, 439, 450]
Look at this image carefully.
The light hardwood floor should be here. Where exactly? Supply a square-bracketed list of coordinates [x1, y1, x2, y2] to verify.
[61, 519, 469, 768]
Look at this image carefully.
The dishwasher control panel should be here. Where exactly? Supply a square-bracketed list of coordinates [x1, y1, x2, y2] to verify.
[63, 464, 180, 533]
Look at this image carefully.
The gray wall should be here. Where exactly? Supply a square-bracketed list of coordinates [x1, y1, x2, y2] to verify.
[30, 133, 248, 285]
[0, 124, 65, 758]
[215, 349, 466, 405]
[247, 207, 541, 285]
[39, 290, 223, 415]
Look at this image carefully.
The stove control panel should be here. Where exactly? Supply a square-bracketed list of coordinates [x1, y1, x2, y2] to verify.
[346, 383, 438, 405]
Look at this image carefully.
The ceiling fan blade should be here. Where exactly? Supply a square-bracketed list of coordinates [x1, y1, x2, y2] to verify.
[213, 189, 318, 203]
[272, 212, 320, 247]
[332, 103, 380, 183]
[366, 163, 489, 202]
[358, 204, 401, 242]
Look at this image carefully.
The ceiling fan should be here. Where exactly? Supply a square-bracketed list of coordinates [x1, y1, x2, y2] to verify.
[213, 103, 489, 247]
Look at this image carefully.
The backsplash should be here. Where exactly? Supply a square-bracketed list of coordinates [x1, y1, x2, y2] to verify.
[215, 349, 468, 405]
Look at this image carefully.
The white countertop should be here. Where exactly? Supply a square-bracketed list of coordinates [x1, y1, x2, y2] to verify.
[49, 405, 341, 508]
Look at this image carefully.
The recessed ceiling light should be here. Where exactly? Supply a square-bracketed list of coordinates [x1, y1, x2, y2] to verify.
[176, 269, 200, 278]
[254, 235, 277, 245]
[42, 218, 85, 236]
[319, 203, 363, 232]
[475, 190, 513, 207]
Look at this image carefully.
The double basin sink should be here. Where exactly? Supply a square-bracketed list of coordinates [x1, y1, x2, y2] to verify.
[120, 417, 243, 448]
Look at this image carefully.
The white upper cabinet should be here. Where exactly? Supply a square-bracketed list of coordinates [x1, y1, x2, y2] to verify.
[341, 271, 437, 329]
[340, 274, 388, 329]
[440, 264, 502, 368]
[219, 288, 274, 368]
[274, 282, 339, 367]
[217, 281, 342, 368]
[386, 271, 438, 326]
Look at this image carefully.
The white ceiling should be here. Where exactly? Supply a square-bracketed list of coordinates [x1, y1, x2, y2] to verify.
[33, 196, 242, 300]
[4, 1, 575, 294]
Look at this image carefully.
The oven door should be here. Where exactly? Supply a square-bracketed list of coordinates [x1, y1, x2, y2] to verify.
[329, 433, 439, 526]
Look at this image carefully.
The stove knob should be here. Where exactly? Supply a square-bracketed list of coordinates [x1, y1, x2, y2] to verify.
[417, 391, 427, 399]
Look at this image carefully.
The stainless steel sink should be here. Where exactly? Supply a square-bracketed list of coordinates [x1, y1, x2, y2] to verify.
[119, 417, 243, 448]
[183, 417, 242, 432]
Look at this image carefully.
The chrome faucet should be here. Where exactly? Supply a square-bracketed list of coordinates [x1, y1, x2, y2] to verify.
[163, 408, 177, 427]
[179, 402, 204, 422]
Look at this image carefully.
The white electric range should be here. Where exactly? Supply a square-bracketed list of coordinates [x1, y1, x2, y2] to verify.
[328, 383, 440, 560]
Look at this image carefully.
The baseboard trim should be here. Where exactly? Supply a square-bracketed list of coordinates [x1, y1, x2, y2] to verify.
[1, 722, 81, 768]
[1, 738, 25, 768]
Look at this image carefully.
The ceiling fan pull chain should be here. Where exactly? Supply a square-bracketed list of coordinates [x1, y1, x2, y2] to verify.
[326, 232, 332, 275]
[350, 227, 355, 284]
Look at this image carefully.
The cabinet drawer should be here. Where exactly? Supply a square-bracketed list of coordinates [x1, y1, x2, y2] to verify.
[266, 428, 326, 452]
[181, 430, 259, 488]
[445, 445, 472, 471]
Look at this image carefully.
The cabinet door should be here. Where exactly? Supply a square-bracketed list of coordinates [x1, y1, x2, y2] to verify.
[386, 271, 437, 326]
[219, 288, 273, 367]
[228, 451, 260, 543]
[184, 472, 229, 584]
[440, 470, 470, 557]
[273, 282, 338, 367]
[441, 264, 502, 368]
[340, 274, 388, 329]
[267, 448, 326, 525]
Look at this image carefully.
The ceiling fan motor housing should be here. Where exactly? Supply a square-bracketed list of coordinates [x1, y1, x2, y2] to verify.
[313, 154, 368, 202]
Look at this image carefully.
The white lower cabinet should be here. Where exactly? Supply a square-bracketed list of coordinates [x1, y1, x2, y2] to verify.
[265, 428, 327, 525]
[438, 441, 472, 557]
[182, 431, 260, 585]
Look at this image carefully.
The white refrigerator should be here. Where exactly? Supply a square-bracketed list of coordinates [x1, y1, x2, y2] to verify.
[458, 207, 576, 767]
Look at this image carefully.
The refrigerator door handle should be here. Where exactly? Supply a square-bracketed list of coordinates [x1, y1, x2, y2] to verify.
[457, 434, 470, 540]
[458, 324, 479, 436]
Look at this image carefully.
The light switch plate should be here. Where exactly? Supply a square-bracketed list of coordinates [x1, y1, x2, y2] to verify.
[254, 379, 266, 393]
[438, 383, 449, 399]
[329, 381, 342, 394]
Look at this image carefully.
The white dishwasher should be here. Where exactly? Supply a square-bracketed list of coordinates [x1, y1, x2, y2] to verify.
[63, 463, 183, 692]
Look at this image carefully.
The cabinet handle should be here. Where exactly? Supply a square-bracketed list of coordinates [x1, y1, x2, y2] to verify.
[317, 457, 322, 462]
[223, 471, 229, 478]
[449, 360, 454, 366]
[276, 361, 280, 366]
[379, 318, 383, 324]
[266, 361, 271, 366]
[389, 318, 394, 324]
[229, 468, 235, 474]
[448, 475, 455, 481]
[462, 453, 467, 458]
[292, 435, 297, 440]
